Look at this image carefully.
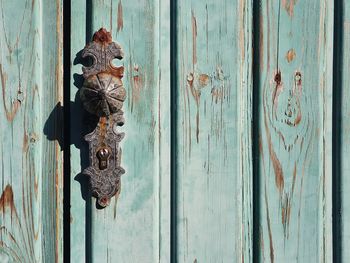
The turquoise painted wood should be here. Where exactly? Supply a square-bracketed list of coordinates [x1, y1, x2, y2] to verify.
[70, 0, 170, 262]
[256, 0, 333, 262]
[174, 0, 253, 262]
[0, 0, 63, 262]
[3, 0, 350, 262]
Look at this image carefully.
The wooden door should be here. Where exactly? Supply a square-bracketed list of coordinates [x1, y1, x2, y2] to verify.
[1, 0, 350, 262]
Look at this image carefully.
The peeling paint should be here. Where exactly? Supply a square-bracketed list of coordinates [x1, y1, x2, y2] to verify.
[264, 96, 284, 193]
[131, 64, 143, 112]
[0, 64, 20, 122]
[0, 185, 14, 211]
[198, 74, 210, 87]
[187, 73, 200, 143]
[282, 0, 298, 17]
[23, 133, 29, 152]
[117, 0, 123, 32]
[286, 49, 296, 63]
[191, 11, 197, 67]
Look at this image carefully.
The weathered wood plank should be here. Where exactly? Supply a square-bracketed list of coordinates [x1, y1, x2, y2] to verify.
[42, 1, 63, 262]
[158, 0, 171, 260]
[70, 0, 88, 261]
[70, 0, 170, 262]
[256, 0, 333, 262]
[174, 0, 253, 262]
[0, 0, 63, 262]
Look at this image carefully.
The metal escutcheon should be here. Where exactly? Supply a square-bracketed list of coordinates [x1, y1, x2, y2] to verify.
[80, 28, 126, 208]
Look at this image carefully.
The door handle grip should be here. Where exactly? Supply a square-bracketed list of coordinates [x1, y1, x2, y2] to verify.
[80, 28, 126, 207]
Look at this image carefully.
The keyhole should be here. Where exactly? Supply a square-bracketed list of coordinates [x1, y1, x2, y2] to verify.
[97, 147, 111, 170]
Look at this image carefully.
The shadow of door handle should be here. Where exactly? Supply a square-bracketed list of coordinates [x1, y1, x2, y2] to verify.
[80, 28, 126, 208]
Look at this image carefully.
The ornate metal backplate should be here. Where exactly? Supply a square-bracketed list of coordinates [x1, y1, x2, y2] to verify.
[80, 28, 126, 207]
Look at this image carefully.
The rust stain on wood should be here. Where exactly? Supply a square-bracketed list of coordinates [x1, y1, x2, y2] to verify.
[259, 136, 275, 263]
[238, 0, 245, 61]
[286, 49, 296, 63]
[294, 110, 301, 126]
[282, 0, 298, 17]
[211, 87, 223, 104]
[117, 0, 123, 32]
[191, 10, 197, 67]
[272, 71, 283, 120]
[34, 171, 39, 197]
[23, 133, 29, 152]
[0, 185, 15, 212]
[198, 74, 210, 87]
[265, 80, 285, 193]
[0, 64, 20, 122]
[131, 64, 142, 112]
[31, 0, 35, 13]
[93, 28, 113, 44]
[0, 184, 35, 261]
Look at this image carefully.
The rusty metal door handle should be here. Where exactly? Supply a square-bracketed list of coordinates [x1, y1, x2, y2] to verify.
[80, 28, 126, 207]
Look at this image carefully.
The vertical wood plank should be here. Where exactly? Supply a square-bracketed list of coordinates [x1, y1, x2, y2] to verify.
[70, 0, 170, 262]
[42, 1, 64, 262]
[256, 0, 333, 262]
[0, 0, 63, 262]
[159, 0, 171, 260]
[174, 0, 253, 262]
[70, 0, 87, 262]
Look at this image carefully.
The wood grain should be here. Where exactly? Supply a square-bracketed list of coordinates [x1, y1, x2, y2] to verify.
[256, 0, 333, 262]
[0, 0, 63, 262]
[70, 0, 170, 262]
[174, 0, 253, 262]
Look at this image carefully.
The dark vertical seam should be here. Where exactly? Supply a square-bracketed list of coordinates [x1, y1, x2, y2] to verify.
[332, 0, 343, 262]
[85, 1, 93, 262]
[63, 0, 71, 262]
[252, 0, 261, 262]
[170, 0, 178, 262]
